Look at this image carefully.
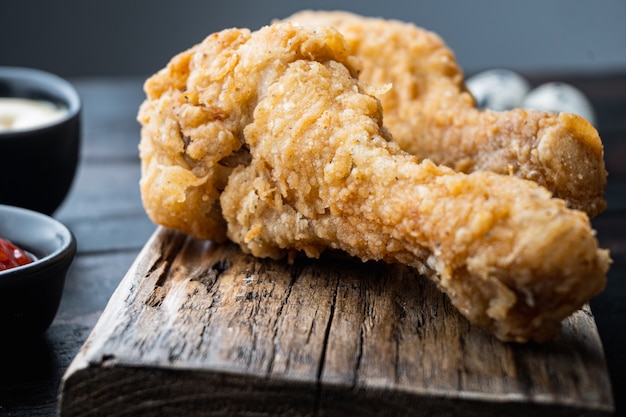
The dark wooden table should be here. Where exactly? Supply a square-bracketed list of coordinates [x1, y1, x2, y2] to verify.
[0, 73, 625, 416]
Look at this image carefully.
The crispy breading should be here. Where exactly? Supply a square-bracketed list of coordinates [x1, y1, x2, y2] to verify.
[138, 22, 609, 342]
[284, 11, 608, 217]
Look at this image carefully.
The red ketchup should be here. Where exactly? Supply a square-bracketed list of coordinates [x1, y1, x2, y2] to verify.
[0, 238, 33, 271]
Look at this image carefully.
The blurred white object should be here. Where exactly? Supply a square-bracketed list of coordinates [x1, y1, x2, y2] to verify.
[465, 69, 531, 111]
[0, 97, 66, 132]
[522, 82, 596, 125]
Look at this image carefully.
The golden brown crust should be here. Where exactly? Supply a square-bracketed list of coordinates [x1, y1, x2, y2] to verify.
[284, 10, 607, 217]
[138, 22, 609, 342]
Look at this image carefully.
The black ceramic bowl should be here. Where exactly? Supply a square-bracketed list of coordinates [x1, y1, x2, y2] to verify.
[0, 66, 81, 215]
[0, 204, 76, 337]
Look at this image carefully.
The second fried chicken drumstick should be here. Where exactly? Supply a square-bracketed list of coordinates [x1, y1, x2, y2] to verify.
[138, 22, 609, 343]
[285, 11, 608, 218]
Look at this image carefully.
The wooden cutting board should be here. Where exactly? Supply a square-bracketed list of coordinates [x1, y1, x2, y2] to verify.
[59, 227, 613, 416]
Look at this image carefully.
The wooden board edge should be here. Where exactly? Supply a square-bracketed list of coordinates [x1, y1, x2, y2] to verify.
[59, 362, 615, 417]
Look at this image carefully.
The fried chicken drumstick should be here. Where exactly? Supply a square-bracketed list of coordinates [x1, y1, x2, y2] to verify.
[285, 11, 608, 218]
[138, 22, 609, 342]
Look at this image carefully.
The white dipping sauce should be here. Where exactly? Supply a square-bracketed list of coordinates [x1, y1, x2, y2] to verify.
[0, 97, 67, 132]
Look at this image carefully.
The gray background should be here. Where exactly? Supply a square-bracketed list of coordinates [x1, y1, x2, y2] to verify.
[1, 0, 626, 78]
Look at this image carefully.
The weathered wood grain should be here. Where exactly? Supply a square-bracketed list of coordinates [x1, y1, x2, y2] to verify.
[59, 227, 613, 416]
